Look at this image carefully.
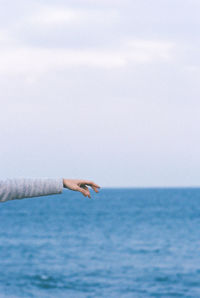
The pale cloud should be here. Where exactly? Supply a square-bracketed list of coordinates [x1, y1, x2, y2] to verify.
[0, 40, 175, 76]
[0, 30, 6, 42]
[0, 30, 14, 44]
[28, 6, 119, 26]
[29, 8, 80, 25]
[127, 40, 174, 61]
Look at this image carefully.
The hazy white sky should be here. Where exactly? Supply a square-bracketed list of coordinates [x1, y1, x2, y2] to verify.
[0, 0, 200, 187]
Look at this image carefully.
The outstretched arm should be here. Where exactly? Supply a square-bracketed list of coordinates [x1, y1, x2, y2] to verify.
[0, 178, 100, 203]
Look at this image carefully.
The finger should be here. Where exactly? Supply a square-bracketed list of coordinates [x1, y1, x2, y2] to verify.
[80, 183, 98, 194]
[81, 185, 91, 198]
[76, 186, 88, 198]
[90, 185, 99, 193]
[80, 180, 100, 188]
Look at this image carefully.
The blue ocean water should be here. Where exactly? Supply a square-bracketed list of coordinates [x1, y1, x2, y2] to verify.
[1, 188, 200, 298]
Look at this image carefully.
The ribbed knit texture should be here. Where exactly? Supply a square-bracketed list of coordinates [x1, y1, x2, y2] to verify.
[0, 178, 63, 203]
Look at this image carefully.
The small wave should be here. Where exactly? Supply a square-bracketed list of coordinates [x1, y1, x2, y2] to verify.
[26, 274, 106, 292]
[125, 247, 161, 254]
[154, 276, 170, 282]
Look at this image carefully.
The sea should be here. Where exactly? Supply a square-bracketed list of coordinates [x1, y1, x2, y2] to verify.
[0, 188, 200, 298]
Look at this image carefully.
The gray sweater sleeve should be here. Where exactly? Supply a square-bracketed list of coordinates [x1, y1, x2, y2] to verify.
[0, 178, 63, 203]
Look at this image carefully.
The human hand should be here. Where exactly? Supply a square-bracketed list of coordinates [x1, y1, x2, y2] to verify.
[63, 179, 100, 199]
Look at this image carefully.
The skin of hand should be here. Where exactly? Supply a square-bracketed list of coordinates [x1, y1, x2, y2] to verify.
[63, 179, 100, 199]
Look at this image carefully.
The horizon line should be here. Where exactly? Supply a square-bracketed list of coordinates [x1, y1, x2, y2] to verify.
[99, 185, 200, 189]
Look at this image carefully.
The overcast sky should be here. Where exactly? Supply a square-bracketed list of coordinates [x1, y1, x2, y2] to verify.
[0, 0, 200, 187]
